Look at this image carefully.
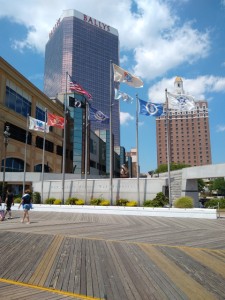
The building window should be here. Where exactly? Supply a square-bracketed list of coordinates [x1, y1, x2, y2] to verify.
[6, 85, 31, 117]
[56, 145, 63, 156]
[1, 157, 24, 172]
[5, 122, 32, 145]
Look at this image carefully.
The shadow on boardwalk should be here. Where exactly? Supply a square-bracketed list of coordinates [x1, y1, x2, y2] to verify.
[0, 211, 225, 299]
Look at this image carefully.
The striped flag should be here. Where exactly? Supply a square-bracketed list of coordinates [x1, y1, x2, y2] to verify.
[69, 76, 92, 100]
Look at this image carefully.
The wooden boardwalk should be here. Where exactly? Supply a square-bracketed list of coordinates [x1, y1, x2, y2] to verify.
[0, 211, 225, 299]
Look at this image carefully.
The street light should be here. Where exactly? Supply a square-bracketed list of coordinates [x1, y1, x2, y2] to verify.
[2, 125, 10, 202]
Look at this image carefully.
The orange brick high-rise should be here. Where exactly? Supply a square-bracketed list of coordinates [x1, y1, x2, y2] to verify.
[156, 77, 212, 167]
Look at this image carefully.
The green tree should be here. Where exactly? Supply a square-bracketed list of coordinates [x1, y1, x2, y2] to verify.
[198, 179, 205, 192]
[155, 162, 190, 174]
[212, 178, 225, 196]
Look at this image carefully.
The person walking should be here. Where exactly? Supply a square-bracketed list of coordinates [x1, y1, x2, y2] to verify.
[4, 188, 14, 219]
[18, 189, 32, 224]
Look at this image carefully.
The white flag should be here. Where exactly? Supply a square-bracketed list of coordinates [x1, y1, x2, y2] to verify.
[114, 88, 133, 103]
[167, 92, 195, 111]
[29, 117, 49, 133]
[113, 63, 143, 88]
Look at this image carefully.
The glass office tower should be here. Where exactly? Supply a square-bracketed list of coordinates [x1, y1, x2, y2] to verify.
[44, 9, 120, 146]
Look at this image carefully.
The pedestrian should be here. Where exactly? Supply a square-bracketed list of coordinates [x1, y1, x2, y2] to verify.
[4, 188, 14, 219]
[18, 189, 32, 224]
[0, 195, 5, 221]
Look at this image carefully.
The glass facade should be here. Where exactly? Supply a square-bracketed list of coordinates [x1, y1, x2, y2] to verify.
[5, 81, 31, 117]
[44, 10, 120, 146]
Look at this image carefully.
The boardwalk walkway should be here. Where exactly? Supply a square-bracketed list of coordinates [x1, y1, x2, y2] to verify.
[0, 210, 225, 299]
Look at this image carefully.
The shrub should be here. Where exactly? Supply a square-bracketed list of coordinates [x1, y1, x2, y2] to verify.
[99, 200, 110, 206]
[45, 197, 56, 204]
[205, 198, 225, 209]
[143, 200, 153, 207]
[143, 199, 162, 207]
[53, 199, 62, 205]
[90, 198, 101, 205]
[154, 192, 169, 206]
[126, 201, 137, 207]
[14, 197, 21, 203]
[174, 196, 194, 208]
[66, 197, 78, 205]
[116, 199, 128, 206]
[75, 199, 85, 205]
[32, 192, 41, 204]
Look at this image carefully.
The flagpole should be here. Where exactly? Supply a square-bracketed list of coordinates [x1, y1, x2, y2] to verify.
[165, 89, 172, 206]
[109, 60, 113, 205]
[62, 72, 68, 204]
[22, 114, 29, 195]
[136, 94, 140, 206]
[41, 108, 47, 203]
[84, 99, 89, 204]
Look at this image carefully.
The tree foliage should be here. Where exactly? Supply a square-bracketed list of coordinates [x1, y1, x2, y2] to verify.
[211, 178, 225, 196]
[198, 179, 205, 192]
[155, 162, 190, 174]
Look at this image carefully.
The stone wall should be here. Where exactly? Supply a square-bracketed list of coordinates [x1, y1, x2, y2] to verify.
[32, 177, 167, 205]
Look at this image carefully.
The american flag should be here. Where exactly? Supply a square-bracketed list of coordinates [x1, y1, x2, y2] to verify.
[69, 76, 92, 100]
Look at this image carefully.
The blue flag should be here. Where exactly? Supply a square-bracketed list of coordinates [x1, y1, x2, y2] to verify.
[89, 106, 109, 124]
[139, 99, 164, 117]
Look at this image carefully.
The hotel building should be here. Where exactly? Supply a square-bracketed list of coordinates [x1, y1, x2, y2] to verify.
[44, 9, 120, 146]
[156, 77, 212, 167]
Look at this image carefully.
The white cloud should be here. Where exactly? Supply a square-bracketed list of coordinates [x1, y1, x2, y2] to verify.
[148, 75, 225, 102]
[217, 125, 225, 132]
[120, 112, 134, 125]
[0, 0, 211, 81]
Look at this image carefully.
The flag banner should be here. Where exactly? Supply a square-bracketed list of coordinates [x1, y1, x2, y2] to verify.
[113, 63, 143, 88]
[29, 117, 49, 132]
[69, 96, 85, 108]
[167, 92, 195, 111]
[89, 106, 109, 124]
[69, 76, 92, 100]
[139, 99, 164, 117]
[47, 113, 65, 129]
[114, 88, 133, 103]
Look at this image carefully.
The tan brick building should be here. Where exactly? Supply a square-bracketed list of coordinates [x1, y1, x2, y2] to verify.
[0, 57, 71, 177]
[156, 77, 212, 167]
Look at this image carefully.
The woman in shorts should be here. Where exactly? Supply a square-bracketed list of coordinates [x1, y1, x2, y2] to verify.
[18, 189, 32, 224]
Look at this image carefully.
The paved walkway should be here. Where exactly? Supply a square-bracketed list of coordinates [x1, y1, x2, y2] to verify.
[0, 210, 225, 299]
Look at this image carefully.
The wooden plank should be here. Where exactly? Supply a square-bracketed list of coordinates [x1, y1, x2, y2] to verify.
[140, 244, 217, 300]
[28, 235, 64, 286]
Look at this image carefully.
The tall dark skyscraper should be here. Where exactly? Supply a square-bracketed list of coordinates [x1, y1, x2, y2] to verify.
[44, 9, 120, 145]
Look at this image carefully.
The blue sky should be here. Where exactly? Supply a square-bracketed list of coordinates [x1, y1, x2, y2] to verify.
[0, 0, 225, 173]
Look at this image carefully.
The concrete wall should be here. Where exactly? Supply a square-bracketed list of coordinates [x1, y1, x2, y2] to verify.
[32, 177, 167, 205]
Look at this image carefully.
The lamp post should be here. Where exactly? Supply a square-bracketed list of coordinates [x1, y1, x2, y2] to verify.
[2, 125, 10, 202]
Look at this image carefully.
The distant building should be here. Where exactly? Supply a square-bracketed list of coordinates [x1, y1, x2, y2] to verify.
[156, 77, 212, 167]
[126, 148, 139, 177]
[44, 9, 120, 146]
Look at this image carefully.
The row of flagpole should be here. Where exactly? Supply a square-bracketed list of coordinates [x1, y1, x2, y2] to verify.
[22, 61, 195, 205]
